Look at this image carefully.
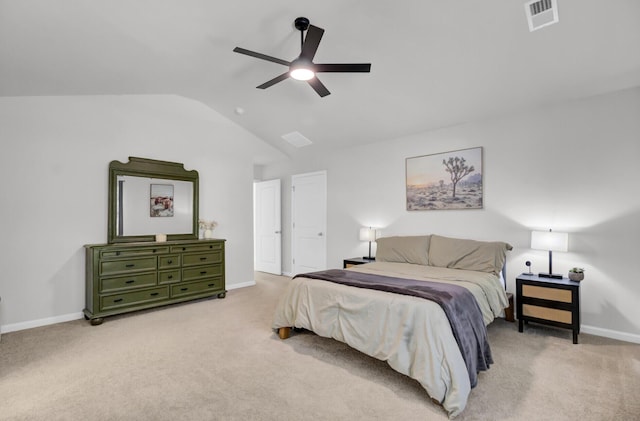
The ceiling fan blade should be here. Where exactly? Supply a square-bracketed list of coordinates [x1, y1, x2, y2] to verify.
[256, 72, 290, 89]
[233, 47, 290, 67]
[307, 77, 331, 97]
[314, 63, 371, 73]
[300, 25, 324, 61]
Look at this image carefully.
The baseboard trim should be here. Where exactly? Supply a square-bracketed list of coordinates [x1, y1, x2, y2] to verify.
[2, 312, 84, 334]
[581, 324, 640, 344]
[282, 271, 293, 277]
[1, 283, 257, 335]
[227, 280, 256, 290]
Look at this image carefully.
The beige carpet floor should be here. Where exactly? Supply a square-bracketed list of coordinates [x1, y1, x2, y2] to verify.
[1, 272, 639, 421]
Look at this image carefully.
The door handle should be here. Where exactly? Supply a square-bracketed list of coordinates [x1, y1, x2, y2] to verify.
[275, 230, 281, 234]
[318, 232, 323, 236]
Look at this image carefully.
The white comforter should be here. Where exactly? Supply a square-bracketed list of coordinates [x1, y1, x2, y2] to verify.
[272, 262, 508, 417]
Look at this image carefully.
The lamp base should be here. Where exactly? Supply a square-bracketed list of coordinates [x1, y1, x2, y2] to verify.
[538, 272, 563, 279]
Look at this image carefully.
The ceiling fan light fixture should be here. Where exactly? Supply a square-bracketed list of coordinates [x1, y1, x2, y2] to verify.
[290, 67, 315, 81]
[289, 58, 315, 81]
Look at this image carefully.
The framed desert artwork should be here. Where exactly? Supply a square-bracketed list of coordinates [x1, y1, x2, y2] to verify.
[406, 147, 483, 211]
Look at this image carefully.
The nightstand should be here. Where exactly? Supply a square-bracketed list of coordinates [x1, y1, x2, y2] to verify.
[343, 257, 375, 268]
[516, 274, 581, 344]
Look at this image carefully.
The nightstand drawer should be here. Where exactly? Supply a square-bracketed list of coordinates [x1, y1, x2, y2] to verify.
[523, 304, 572, 324]
[522, 285, 572, 303]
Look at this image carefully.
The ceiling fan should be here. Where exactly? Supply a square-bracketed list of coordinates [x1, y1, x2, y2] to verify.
[233, 17, 371, 97]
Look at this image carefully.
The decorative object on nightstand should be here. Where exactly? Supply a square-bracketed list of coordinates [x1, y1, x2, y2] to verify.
[359, 227, 378, 260]
[531, 229, 568, 279]
[523, 260, 534, 276]
[343, 257, 375, 269]
[516, 274, 581, 344]
[568, 267, 584, 282]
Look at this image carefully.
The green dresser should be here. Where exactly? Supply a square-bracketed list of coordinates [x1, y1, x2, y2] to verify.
[84, 239, 226, 325]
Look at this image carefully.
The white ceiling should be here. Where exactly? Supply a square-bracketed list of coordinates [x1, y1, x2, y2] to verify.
[1, 1, 639, 163]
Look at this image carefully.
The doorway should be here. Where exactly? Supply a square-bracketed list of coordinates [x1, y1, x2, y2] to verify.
[254, 179, 282, 275]
[291, 171, 327, 275]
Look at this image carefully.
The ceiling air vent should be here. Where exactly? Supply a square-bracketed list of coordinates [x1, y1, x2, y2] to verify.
[282, 131, 313, 148]
[525, 0, 559, 32]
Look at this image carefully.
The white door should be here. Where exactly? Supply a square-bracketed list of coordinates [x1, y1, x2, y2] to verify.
[291, 171, 327, 275]
[254, 179, 282, 274]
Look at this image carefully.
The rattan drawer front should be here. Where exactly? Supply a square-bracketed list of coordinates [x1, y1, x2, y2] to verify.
[100, 256, 157, 276]
[522, 285, 572, 303]
[170, 278, 222, 298]
[182, 264, 223, 282]
[100, 273, 157, 293]
[182, 251, 223, 267]
[523, 304, 572, 324]
[100, 287, 169, 311]
[158, 270, 181, 284]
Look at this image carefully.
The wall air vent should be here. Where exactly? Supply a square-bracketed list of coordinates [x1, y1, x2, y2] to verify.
[525, 0, 559, 32]
[282, 131, 313, 148]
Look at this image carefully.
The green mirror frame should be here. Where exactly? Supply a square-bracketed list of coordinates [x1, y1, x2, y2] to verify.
[108, 157, 199, 243]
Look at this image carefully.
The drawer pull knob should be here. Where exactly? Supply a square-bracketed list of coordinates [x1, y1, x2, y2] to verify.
[125, 264, 135, 268]
[150, 292, 159, 296]
[200, 257, 207, 261]
[125, 280, 135, 284]
[182, 247, 186, 251]
[181, 287, 188, 291]
[113, 298, 123, 303]
[168, 275, 173, 279]
[116, 251, 121, 256]
[168, 260, 173, 264]
[153, 249, 157, 253]
[208, 283, 215, 287]
[200, 271, 207, 275]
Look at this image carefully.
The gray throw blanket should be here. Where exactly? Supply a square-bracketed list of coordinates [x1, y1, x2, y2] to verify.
[294, 269, 492, 388]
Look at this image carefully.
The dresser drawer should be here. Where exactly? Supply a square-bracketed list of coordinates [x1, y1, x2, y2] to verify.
[182, 251, 223, 267]
[522, 285, 572, 303]
[100, 256, 157, 276]
[159, 254, 181, 269]
[170, 278, 223, 298]
[100, 247, 169, 258]
[171, 242, 223, 253]
[158, 269, 181, 284]
[182, 264, 223, 282]
[100, 287, 169, 311]
[100, 272, 157, 293]
[523, 304, 572, 324]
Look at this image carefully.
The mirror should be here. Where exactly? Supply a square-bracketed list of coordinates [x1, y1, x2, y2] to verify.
[108, 157, 199, 243]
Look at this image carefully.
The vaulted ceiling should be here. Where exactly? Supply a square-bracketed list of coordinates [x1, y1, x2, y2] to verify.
[1, 1, 639, 163]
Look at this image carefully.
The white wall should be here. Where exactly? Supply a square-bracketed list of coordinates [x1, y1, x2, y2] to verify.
[0, 95, 268, 330]
[260, 87, 640, 342]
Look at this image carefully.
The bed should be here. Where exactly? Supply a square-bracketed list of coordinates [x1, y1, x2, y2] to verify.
[272, 234, 512, 417]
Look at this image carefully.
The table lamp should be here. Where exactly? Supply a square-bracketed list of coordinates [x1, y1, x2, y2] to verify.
[531, 229, 568, 279]
[359, 227, 377, 260]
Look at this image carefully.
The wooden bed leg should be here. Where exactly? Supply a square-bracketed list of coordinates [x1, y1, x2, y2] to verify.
[505, 292, 515, 322]
[278, 327, 291, 339]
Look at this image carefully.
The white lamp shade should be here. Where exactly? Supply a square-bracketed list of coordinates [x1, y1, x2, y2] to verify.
[359, 227, 377, 242]
[531, 231, 568, 252]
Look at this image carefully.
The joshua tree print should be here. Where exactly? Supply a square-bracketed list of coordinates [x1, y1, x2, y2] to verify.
[442, 157, 474, 198]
